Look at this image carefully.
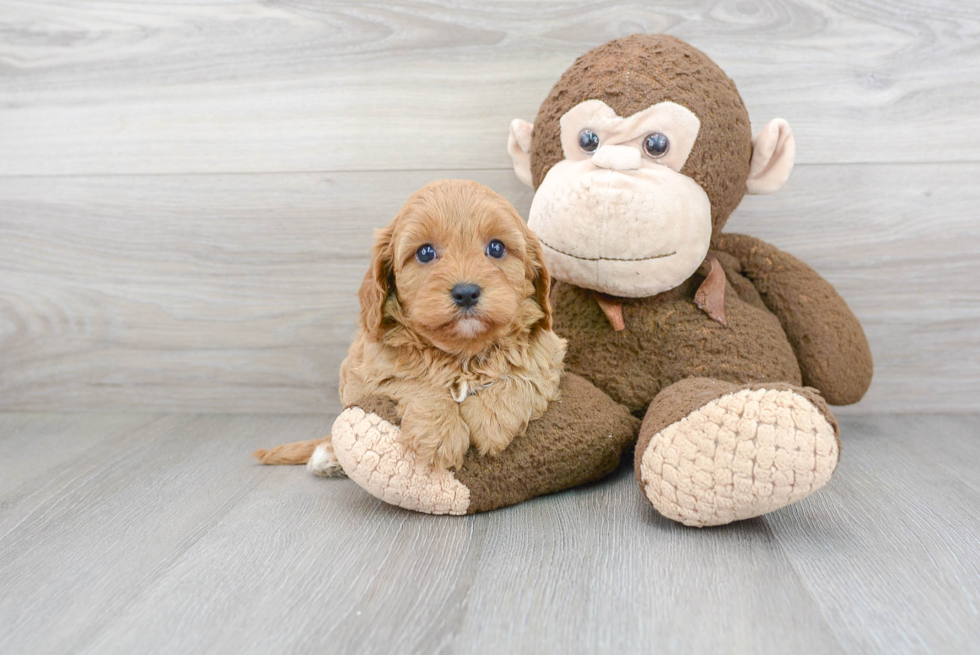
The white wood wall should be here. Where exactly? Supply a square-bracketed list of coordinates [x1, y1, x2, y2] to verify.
[1, 1, 977, 414]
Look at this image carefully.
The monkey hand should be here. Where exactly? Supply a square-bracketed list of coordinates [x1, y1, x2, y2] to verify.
[327, 375, 639, 515]
[712, 233, 873, 405]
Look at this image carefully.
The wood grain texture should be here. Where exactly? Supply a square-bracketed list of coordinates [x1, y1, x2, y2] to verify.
[0, 412, 159, 527]
[767, 414, 980, 653]
[0, 412, 977, 653]
[1, 0, 977, 413]
[0, 412, 338, 653]
[0, 0, 978, 175]
[1, 164, 976, 414]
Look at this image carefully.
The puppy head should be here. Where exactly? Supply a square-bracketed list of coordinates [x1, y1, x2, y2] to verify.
[359, 180, 551, 355]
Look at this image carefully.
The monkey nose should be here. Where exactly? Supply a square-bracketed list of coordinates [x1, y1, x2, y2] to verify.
[592, 145, 641, 171]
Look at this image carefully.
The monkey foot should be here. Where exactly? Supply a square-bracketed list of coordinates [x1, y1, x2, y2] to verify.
[330, 405, 471, 515]
[635, 379, 840, 528]
[330, 374, 639, 515]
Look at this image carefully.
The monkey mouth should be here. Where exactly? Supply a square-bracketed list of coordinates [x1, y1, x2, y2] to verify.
[539, 239, 676, 262]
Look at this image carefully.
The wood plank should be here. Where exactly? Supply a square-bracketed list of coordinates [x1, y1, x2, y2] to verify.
[0, 413, 156, 496]
[83, 468, 846, 654]
[1, 164, 976, 413]
[0, 412, 337, 654]
[1, 0, 978, 175]
[451, 472, 843, 654]
[0, 412, 977, 653]
[767, 414, 980, 653]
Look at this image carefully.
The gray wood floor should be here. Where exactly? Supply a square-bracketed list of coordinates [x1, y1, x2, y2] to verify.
[0, 412, 978, 654]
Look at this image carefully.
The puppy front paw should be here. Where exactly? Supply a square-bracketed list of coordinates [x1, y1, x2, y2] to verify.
[431, 433, 470, 470]
[400, 411, 470, 471]
[469, 422, 517, 458]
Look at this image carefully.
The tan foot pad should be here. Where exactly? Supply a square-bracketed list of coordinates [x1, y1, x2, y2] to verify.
[639, 388, 839, 527]
[331, 407, 470, 515]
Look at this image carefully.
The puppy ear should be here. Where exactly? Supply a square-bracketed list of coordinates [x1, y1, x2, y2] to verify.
[525, 229, 553, 330]
[358, 225, 395, 340]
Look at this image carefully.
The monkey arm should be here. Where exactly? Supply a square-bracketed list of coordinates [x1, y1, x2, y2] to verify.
[712, 233, 873, 405]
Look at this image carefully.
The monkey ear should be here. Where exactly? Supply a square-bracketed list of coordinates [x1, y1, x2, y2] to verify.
[746, 118, 796, 195]
[358, 225, 395, 340]
[525, 230, 553, 330]
[508, 119, 535, 187]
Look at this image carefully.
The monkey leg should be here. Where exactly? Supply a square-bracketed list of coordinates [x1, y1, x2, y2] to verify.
[327, 373, 639, 515]
[635, 378, 841, 528]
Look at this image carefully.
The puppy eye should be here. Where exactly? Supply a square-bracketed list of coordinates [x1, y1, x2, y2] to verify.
[578, 129, 600, 154]
[485, 239, 506, 259]
[643, 132, 669, 158]
[416, 244, 437, 263]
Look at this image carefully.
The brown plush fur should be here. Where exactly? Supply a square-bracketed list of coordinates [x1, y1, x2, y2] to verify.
[455, 373, 639, 513]
[255, 180, 566, 470]
[530, 34, 752, 234]
[711, 233, 874, 405]
[551, 240, 873, 415]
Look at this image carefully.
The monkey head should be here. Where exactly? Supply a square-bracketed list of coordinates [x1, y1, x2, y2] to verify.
[508, 34, 795, 298]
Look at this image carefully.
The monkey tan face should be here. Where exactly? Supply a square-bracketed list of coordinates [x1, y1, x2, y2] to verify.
[509, 35, 797, 300]
[510, 104, 795, 298]
[526, 100, 710, 297]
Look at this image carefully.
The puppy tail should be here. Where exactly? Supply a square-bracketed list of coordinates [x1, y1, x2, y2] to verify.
[253, 437, 328, 465]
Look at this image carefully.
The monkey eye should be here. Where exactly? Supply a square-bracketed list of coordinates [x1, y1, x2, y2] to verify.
[485, 239, 506, 259]
[643, 133, 670, 158]
[578, 129, 600, 154]
[416, 244, 437, 263]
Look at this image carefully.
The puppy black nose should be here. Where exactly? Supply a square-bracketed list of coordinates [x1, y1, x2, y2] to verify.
[451, 283, 481, 308]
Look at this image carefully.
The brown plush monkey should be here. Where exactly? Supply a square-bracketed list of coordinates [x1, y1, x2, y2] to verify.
[506, 34, 873, 525]
[327, 35, 872, 527]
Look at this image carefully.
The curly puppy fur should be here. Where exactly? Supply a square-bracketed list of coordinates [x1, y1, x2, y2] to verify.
[255, 180, 566, 471]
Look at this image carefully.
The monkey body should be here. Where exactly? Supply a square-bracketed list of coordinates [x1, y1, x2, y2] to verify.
[555, 235, 872, 415]
[552, 250, 803, 415]
[503, 34, 874, 526]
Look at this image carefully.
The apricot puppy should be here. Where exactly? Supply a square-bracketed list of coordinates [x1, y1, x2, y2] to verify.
[256, 180, 566, 471]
